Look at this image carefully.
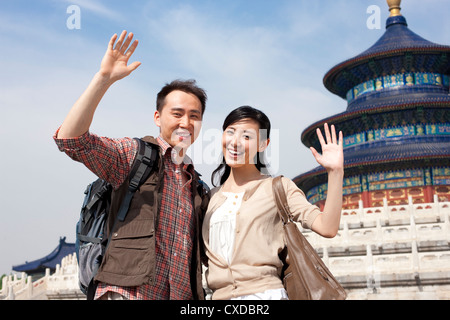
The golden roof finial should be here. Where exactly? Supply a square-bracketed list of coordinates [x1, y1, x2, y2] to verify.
[387, 0, 402, 17]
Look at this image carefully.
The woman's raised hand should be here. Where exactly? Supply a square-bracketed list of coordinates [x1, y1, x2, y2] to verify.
[99, 30, 141, 84]
[310, 123, 344, 173]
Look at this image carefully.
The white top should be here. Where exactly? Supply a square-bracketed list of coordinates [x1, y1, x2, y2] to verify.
[208, 191, 289, 300]
[209, 192, 244, 264]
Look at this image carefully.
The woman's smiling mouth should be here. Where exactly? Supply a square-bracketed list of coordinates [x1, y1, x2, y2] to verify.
[227, 148, 244, 157]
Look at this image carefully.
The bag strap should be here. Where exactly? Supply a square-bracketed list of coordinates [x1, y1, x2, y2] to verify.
[77, 234, 102, 244]
[86, 139, 158, 299]
[117, 138, 158, 221]
[272, 175, 293, 225]
[82, 183, 110, 223]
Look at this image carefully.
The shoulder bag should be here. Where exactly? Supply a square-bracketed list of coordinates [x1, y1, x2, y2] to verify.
[272, 176, 347, 300]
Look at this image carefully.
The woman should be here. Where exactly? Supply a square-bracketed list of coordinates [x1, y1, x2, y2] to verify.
[202, 106, 344, 300]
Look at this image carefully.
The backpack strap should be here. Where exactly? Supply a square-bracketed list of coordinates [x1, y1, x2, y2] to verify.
[85, 139, 158, 299]
[83, 183, 110, 222]
[78, 180, 111, 244]
[116, 138, 158, 222]
[194, 170, 210, 197]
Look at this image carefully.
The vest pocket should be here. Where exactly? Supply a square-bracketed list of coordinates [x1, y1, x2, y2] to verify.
[103, 219, 155, 276]
[112, 234, 153, 250]
[111, 219, 154, 249]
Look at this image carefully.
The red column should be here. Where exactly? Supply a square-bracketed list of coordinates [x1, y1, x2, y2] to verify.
[362, 191, 371, 208]
[424, 186, 434, 203]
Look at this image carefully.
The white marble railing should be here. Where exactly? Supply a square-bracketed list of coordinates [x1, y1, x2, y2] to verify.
[305, 216, 450, 250]
[339, 196, 448, 228]
[325, 242, 450, 279]
[304, 198, 450, 249]
[303, 199, 450, 292]
[1, 254, 83, 300]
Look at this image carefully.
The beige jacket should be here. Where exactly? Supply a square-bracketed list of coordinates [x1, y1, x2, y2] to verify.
[202, 176, 321, 300]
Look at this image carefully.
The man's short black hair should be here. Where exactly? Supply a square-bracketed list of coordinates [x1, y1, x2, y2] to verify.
[156, 79, 207, 116]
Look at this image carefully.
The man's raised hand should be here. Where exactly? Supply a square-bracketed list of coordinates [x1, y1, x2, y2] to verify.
[99, 30, 141, 84]
[57, 31, 141, 139]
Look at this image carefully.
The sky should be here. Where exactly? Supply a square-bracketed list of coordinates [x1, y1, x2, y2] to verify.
[1, 0, 449, 277]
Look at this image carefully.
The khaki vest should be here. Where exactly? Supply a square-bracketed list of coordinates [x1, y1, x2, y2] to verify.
[94, 136, 209, 299]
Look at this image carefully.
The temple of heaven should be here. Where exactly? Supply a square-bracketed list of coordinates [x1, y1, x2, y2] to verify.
[293, 0, 450, 210]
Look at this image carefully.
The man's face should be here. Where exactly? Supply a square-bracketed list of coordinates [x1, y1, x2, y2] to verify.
[154, 90, 203, 150]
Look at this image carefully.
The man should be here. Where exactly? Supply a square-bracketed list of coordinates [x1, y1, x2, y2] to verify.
[54, 30, 209, 300]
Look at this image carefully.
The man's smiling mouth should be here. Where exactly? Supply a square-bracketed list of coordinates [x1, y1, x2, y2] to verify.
[175, 130, 191, 141]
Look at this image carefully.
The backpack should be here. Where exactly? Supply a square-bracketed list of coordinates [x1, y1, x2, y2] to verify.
[75, 138, 158, 298]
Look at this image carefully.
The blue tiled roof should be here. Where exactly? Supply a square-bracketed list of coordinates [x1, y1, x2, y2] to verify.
[301, 97, 450, 149]
[12, 237, 75, 274]
[343, 135, 450, 165]
[356, 16, 447, 59]
[323, 16, 450, 99]
[346, 88, 450, 113]
[294, 135, 450, 185]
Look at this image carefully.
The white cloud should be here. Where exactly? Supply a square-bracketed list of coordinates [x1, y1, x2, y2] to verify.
[146, 5, 282, 78]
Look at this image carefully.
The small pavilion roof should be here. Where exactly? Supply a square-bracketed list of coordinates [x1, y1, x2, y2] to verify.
[12, 237, 75, 274]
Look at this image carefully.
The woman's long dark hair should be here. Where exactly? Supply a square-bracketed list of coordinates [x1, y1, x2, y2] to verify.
[211, 106, 271, 187]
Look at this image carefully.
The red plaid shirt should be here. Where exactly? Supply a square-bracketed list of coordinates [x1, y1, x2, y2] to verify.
[54, 129, 196, 300]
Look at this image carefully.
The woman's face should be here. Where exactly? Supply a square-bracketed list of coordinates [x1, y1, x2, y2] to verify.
[222, 118, 268, 168]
